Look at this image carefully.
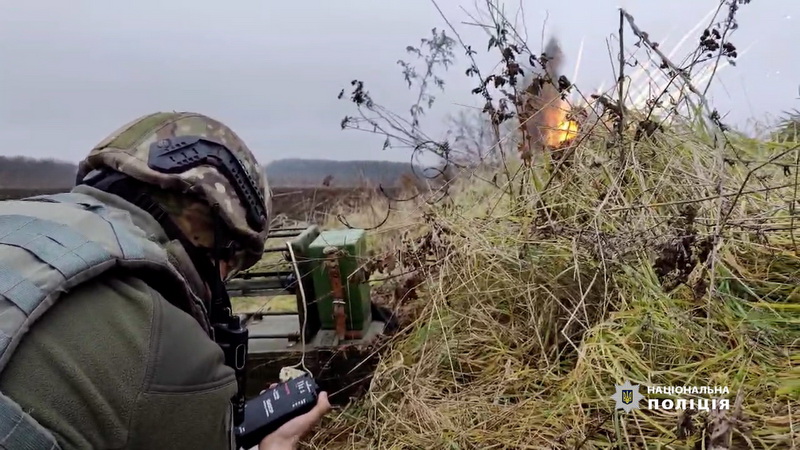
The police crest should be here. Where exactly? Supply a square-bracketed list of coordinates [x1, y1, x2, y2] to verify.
[611, 380, 645, 412]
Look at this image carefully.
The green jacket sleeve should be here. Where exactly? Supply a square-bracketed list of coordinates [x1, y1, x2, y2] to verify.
[0, 275, 238, 450]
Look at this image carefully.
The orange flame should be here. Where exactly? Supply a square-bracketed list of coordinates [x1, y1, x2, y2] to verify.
[545, 103, 579, 147]
[553, 118, 579, 145]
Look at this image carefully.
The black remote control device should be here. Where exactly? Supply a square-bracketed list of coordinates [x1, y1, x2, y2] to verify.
[234, 373, 320, 449]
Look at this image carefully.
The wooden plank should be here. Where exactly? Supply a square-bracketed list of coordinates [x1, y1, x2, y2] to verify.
[226, 278, 284, 292]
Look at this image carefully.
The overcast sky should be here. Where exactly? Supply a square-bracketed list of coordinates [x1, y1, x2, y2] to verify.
[1, 0, 797, 166]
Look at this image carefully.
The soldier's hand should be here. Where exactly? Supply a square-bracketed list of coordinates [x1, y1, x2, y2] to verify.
[256, 384, 332, 450]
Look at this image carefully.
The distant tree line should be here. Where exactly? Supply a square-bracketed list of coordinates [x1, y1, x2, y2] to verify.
[0, 156, 418, 189]
[0, 156, 77, 188]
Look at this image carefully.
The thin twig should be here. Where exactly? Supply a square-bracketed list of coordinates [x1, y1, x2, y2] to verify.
[617, 9, 626, 166]
[792, 149, 800, 253]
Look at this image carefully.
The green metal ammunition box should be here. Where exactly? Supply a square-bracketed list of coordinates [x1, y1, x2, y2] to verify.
[307, 229, 370, 331]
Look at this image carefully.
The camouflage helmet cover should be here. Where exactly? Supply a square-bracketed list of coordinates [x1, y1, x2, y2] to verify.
[76, 111, 272, 274]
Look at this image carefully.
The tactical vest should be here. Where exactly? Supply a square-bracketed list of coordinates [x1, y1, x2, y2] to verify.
[0, 191, 209, 449]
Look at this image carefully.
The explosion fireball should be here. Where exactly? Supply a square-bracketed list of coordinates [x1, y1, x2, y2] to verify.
[548, 108, 579, 147]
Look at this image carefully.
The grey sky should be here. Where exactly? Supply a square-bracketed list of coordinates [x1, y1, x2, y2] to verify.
[1, 0, 797, 165]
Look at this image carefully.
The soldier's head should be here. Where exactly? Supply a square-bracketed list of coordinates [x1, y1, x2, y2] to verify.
[76, 112, 271, 280]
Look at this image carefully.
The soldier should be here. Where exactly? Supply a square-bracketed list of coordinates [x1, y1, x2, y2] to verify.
[0, 112, 330, 449]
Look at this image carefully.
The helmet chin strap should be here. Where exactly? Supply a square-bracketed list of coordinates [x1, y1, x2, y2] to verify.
[209, 204, 229, 318]
[207, 203, 238, 322]
[208, 203, 249, 428]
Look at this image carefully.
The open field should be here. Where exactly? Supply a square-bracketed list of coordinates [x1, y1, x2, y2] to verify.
[0, 187, 67, 200]
[0, 186, 400, 223]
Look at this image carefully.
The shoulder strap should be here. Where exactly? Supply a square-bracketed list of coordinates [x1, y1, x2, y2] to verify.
[0, 191, 208, 449]
[22, 192, 212, 333]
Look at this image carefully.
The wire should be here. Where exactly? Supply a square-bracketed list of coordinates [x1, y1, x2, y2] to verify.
[285, 241, 310, 375]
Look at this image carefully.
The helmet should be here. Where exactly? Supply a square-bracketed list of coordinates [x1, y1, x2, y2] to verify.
[76, 111, 272, 277]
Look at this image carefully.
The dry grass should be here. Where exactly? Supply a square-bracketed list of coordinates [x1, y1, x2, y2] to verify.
[299, 120, 800, 449]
